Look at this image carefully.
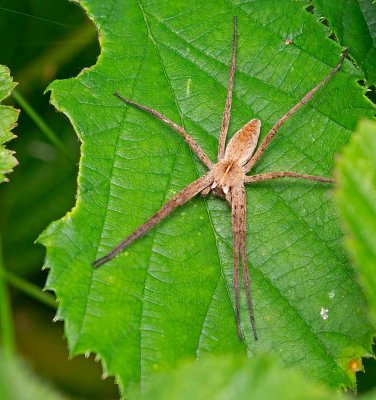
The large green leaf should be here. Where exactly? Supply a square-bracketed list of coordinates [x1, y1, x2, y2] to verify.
[39, 0, 375, 393]
[141, 355, 336, 400]
[312, 0, 376, 85]
[336, 119, 376, 325]
[0, 65, 18, 183]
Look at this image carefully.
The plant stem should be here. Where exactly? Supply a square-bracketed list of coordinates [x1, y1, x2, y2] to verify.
[12, 90, 73, 161]
[0, 269, 56, 310]
[0, 238, 15, 356]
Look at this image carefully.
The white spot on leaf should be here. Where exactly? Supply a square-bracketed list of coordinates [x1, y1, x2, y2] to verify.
[329, 290, 335, 299]
[320, 307, 329, 320]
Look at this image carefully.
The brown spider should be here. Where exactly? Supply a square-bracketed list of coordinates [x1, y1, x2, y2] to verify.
[93, 17, 348, 341]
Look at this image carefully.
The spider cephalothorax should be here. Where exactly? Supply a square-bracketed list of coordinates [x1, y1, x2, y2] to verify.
[93, 17, 347, 341]
[210, 118, 261, 196]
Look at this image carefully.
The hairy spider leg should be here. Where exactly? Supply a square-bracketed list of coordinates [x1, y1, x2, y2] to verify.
[114, 93, 213, 169]
[231, 184, 258, 340]
[93, 173, 212, 268]
[244, 49, 349, 173]
[244, 172, 334, 184]
[218, 16, 237, 160]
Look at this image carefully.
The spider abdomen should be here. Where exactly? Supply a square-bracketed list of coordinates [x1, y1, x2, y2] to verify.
[224, 118, 261, 166]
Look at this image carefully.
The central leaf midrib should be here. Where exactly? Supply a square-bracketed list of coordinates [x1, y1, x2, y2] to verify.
[137, 0, 223, 383]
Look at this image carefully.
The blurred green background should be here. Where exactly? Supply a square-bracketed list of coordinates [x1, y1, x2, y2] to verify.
[0, 1, 374, 399]
[0, 1, 118, 398]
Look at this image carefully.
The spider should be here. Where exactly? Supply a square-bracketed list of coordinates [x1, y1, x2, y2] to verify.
[93, 17, 348, 341]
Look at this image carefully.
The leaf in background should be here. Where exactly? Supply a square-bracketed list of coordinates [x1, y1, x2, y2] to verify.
[0, 65, 18, 183]
[141, 354, 336, 400]
[358, 389, 376, 400]
[0, 352, 67, 400]
[39, 0, 375, 393]
[312, 0, 376, 85]
[336, 119, 376, 325]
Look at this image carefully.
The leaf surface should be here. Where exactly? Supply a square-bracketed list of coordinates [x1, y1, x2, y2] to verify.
[336, 119, 376, 325]
[0, 65, 18, 183]
[313, 0, 376, 85]
[39, 0, 375, 392]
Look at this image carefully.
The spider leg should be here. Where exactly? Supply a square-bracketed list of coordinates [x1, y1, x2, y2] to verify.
[201, 186, 211, 196]
[218, 16, 237, 161]
[93, 173, 213, 268]
[244, 48, 349, 173]
[231, 188, 243, 340]
[114, 93, 213, 169]
[245, 171, 334, 184]
[232, 185, 258, 340]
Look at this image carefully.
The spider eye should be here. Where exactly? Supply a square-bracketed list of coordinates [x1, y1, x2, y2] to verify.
[224, 119, 261, 165]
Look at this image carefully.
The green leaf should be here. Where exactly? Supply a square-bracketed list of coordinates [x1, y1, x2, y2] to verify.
[141, 354, 336, 400]
[0, 65, 18, 183]
[312, 0, 376, 85]
[336, 119, 376, 326]
[0, 352, 67, 400]
[39, 0, 375, 393]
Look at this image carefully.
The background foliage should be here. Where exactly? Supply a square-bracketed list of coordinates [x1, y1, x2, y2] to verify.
[0, 1, 375, 399]
[313, 0, 376, 86]
[142, 355, 336, 400]
[336, 119, 376, 326]
[0, 65, 18, 183]
[0, 1, 118, 398]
